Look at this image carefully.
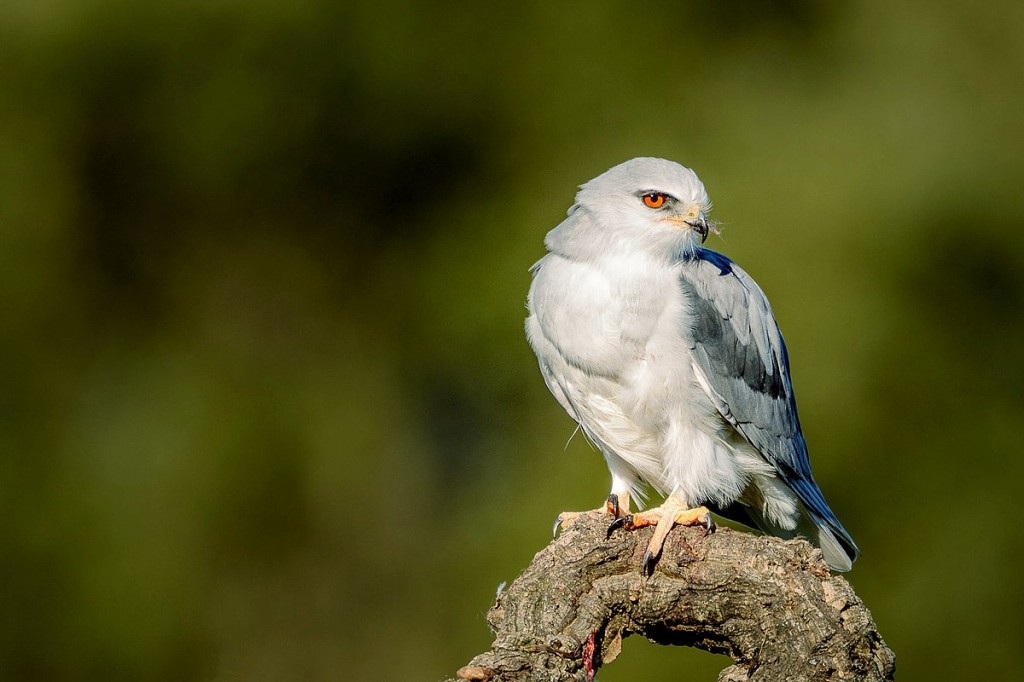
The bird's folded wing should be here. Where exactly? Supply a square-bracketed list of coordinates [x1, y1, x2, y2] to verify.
[678, 250, 813, 483]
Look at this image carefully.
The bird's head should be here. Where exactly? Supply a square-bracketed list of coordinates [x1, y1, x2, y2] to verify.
[546, 157, 715, 261]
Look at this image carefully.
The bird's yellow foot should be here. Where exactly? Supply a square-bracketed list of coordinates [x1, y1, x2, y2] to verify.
[607, 496, 715, 575]
[553, 493, 630, 537]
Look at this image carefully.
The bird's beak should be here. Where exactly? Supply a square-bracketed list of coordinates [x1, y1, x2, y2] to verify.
[684, 208, 710, 244]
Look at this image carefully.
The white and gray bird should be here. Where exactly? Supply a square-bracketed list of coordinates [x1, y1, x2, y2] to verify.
[526, 157, 858, 572]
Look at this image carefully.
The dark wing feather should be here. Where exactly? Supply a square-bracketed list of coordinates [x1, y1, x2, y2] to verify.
[679, 249, 857, 557]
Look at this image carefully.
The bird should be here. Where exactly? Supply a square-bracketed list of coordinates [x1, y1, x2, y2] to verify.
[525, 157, 859, 573]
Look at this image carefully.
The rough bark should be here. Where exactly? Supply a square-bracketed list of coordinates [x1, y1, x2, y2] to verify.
[448, 515, 894, 682]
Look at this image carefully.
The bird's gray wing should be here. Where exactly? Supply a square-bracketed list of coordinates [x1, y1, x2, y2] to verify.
[678, 250, 851, 546]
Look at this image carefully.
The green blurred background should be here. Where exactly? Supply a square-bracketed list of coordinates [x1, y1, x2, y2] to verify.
[2, 1, 1022, 680]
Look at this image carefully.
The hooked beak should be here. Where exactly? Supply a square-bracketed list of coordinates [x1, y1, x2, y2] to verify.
[663, 206, 711, 243]
[685, 211, 710, 244]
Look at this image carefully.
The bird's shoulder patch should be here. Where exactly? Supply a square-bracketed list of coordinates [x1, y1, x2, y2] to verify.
[695, 249, 734, 276]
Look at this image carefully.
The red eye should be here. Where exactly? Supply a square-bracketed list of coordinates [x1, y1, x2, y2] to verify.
[642, 193, 666, 208]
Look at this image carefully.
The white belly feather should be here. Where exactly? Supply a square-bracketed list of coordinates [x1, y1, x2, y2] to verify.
[527, 252, 751, 509]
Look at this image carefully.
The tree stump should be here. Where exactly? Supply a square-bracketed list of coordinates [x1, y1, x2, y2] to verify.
[449, 514, 894, 681]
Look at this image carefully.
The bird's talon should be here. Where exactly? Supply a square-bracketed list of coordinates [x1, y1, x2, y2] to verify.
[605, 493, 620, 517]
[701, 513, 716, 536]
[607, 514, 632, 537]
[553, 516, 564, 538]
[641, 550, 656, 576]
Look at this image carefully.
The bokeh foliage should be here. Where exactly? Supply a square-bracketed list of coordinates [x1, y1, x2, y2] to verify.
[1, 1, 1022, 680]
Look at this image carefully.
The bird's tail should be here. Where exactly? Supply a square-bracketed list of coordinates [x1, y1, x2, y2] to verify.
[742, 504, 858, 572]
[785, 476, 860, 572]
[801, 509, 858, 572]
[713, 480, 860, 572]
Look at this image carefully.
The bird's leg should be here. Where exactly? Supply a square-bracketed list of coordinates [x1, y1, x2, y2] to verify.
[553, 491, 631, 537]
[607, 492, 715, 574]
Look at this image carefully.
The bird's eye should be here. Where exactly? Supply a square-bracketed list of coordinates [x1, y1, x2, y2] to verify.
[642, 192, 667, 209]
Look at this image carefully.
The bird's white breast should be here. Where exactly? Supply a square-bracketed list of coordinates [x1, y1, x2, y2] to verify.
[529, 252, 675, 378]
[528, 251, 746, 504]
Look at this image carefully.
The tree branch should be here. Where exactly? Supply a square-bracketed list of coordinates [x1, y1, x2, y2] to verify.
[449, 514, 894, 682]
